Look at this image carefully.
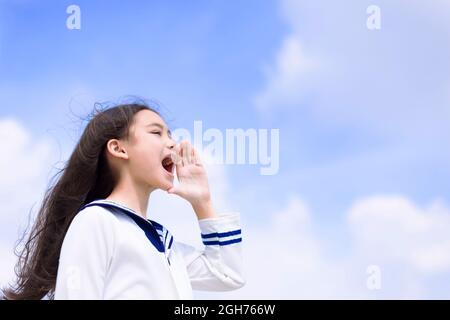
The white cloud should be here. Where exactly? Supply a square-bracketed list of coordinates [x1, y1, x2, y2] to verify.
[195, 195, 362, 299]
[195, 194, 450, 299]
[348, 195, 450, 274]
[0, 118, 56, 235]
[0, 118, 57, 287]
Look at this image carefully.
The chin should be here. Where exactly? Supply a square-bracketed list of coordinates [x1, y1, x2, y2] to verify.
[157, 176, 174, 191]
[143, 174, 173, 192]
[160, 181, 173, 191]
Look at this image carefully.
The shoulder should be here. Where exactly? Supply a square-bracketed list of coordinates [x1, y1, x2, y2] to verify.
[67, 205, 120, 237]
[58, 205, 118, 275]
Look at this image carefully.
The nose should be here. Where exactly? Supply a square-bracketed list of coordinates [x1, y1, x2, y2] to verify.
[167, 137, 176, 150]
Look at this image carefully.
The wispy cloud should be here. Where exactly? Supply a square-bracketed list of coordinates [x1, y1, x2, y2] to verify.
[253, 34, 321, 113]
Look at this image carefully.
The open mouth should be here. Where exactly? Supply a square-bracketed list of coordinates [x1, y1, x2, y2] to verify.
[162, 155, 174, 175]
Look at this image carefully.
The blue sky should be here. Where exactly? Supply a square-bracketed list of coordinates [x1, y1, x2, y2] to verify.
[1, 0, 450, 298]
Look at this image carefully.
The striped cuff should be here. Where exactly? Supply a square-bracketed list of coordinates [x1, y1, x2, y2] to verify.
[198, 212, 242, 246]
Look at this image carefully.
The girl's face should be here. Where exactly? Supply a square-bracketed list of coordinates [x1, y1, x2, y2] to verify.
[122, 109, 176, 191]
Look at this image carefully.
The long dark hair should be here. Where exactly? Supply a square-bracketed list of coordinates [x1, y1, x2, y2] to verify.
[3, 102, 157, 300]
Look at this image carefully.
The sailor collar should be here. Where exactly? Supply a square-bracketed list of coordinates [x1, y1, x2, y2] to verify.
[80, 199, 174, 264]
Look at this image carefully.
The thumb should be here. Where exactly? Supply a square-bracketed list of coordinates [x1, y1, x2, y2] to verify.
[167, 185, 184, 197]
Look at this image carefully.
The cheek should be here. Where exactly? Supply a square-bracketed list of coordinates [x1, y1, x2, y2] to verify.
[130, 140, 162, 172]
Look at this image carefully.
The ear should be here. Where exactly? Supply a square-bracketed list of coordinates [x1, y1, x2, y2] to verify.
[106, 139, 129, 160]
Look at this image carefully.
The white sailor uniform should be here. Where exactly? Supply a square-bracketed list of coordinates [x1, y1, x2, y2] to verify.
[54, 199, 245, 299]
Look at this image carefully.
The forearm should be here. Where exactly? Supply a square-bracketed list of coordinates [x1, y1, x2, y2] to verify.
[192, 200, 218, 220]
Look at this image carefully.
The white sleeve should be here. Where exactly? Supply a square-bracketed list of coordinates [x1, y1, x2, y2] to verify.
[176, 212, 246, 291]
[54, 207, 115, 300]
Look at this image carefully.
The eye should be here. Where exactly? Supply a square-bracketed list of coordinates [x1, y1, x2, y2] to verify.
[151, 131, 162, 136]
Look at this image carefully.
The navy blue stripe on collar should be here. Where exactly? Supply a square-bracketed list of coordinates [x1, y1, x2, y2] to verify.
[81, 200, 166, 253]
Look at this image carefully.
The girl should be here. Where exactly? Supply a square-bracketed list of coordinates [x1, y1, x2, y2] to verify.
[4, 102, 245, 299]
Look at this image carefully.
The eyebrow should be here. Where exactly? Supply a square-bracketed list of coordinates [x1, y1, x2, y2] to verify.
[145, 123, 172, 137]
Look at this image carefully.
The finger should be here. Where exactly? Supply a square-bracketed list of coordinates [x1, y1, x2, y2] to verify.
[181, 140, 190, 166]
[178, 142, 185, 167]
[190, 147, 195, 165]
[185, 141, 193, 164]
[188, 143, 196, 164]
[192, 147, 203, 166]
[171, 144, 182, 176]
[179, 141, 185, 167]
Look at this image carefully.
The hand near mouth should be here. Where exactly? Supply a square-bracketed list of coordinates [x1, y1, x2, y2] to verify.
[167, 140, 217, 220]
